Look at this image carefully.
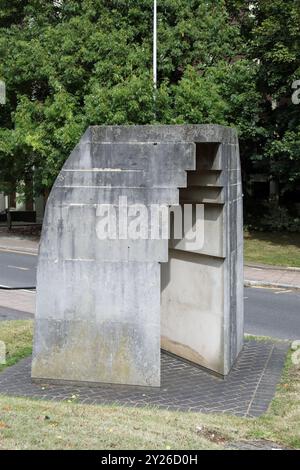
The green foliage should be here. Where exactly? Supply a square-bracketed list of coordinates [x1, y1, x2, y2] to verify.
[246, 203, 300, 233]
[172, 66, 228, 125]
[0, 0, 299, 219]
[85, 73, 155, 125]
[0, 0, 244, 193]
[236, 0, 300, 196]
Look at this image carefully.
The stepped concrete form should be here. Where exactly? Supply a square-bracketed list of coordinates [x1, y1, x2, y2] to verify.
[31, 125, 244, 387]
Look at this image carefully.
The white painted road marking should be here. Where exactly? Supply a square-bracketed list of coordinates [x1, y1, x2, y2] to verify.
[7, 265, 30, 271]
[0, 248, 37, 256]
[274, 289, 293, 295]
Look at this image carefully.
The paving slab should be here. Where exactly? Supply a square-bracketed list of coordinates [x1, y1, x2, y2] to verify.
[0, 235, 39, 254]
[0, 340, 289, 417]
[0, 306, 33, 321]
[0, 290, 35, 315]
[245, 265, 300, 290]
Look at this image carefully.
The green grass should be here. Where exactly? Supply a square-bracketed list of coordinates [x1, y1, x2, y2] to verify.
[244, 231, 300, 267]
[0, 321, 299, 449]
[0, 320, 33, 373]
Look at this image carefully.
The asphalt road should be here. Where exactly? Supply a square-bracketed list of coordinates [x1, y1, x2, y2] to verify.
[244, 286, 300, 340]
[0, 249, 299, 340]
[0, 249, 37, 288]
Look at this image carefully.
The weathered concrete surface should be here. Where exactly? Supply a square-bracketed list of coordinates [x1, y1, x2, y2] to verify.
[161, 251, 225, 373]
[32, 125, 243, 386]
[162, 138, 244, 375]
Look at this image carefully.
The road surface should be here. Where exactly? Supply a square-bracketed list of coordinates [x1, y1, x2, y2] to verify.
[0, 249, 299, 340]
[0, 249, 36, 288]
[244, 286, 300, 340]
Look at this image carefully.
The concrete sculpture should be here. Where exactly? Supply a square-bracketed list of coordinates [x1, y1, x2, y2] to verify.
[32, 125, 244, 387]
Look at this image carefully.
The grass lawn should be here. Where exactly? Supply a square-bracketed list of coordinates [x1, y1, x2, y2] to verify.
[0, 320, 33, 373]
[244, 231, 300, 267]
[0, 320, 299, 450]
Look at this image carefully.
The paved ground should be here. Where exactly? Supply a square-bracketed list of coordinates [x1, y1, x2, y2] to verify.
[245, 264, 300, 289]
[0, 250, 37, 288]
[1, 285, 298, 345]
[0, 235, 295, 419]
[1, 234, 300, 289]
[0, 340, 289, 417]
[0, 235, 39, 255]
[245, 287, 300, 340]
[0, 305, 33, 321]
[0, 289, 35, 316]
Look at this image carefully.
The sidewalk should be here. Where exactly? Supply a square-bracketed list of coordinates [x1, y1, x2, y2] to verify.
[0, 289, 35, 316]
[244, 264, 300, 290]
[0, 235, 39, 255]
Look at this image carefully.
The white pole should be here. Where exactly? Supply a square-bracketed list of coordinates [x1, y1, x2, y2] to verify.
[153, 0, 157, 90]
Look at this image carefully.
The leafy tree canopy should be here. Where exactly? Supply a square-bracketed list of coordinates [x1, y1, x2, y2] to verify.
[0, 0, 299, 207]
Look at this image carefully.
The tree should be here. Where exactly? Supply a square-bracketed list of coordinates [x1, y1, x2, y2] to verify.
[225, 0, 300, 225]
[0, 0, 244, 196]
[1, 0, 298, 230]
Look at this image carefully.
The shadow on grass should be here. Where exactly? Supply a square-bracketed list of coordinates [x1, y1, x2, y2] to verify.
[245, 231, 300, 249]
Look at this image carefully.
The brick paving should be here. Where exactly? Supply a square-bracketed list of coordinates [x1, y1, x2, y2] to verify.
[0, 340, 289, 417]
